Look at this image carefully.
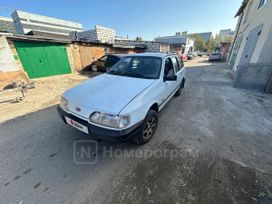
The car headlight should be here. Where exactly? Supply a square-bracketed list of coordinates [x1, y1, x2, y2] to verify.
[60, 96, 68, 111]
[89, 112, 130, 129]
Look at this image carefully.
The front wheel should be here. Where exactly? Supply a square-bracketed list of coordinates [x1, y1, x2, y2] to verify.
[133, 110, 158, 145]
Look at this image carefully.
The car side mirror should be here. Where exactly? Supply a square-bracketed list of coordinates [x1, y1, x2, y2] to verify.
[163, 75, 177, 82]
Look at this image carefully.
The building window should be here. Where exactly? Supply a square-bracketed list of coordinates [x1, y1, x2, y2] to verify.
[258, 0, 268, 10]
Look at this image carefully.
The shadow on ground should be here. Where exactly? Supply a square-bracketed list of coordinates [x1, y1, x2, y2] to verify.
[108, 141, 272, 204]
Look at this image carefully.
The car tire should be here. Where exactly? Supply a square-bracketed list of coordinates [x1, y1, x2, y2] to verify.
[133, 110, 158, 145]
[174, 79, 185, 97]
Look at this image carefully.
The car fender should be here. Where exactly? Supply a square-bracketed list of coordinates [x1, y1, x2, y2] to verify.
[119, 81, 162, 127]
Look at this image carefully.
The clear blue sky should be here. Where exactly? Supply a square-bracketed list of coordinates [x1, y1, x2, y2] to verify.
[0, 0, 242, 40]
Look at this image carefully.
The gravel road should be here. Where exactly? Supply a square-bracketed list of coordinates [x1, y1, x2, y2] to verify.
[1, 63, 272, 204]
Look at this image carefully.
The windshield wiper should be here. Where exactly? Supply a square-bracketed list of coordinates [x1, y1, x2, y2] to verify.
[123, 72, 153, 79]
[107, 70, 124, 76]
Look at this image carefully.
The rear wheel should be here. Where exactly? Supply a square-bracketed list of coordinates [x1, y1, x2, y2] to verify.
[133, 110, 158, 145]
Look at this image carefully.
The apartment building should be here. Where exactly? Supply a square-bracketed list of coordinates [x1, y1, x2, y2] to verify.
[11, 10, 83, 36]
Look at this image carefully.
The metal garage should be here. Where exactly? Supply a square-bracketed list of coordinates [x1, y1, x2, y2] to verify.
[14, 41, 71, 79]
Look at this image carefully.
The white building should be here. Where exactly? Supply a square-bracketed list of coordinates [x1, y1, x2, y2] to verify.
[188, 32, 213, 43]
[155, 32, 194, 54]
[0, 16, 16, 33]
[228, 0, 272, 92]
[219, 29, 235, 38]
[11, 10, 83, 36]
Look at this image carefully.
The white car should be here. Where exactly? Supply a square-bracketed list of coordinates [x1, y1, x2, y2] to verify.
[209, 53, 221, 61]
[58, 53, 186, 144]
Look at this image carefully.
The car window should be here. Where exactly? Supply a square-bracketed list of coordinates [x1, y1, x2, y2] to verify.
[100, 55, 107, 62]
[107, 56, 120, 67]
[164, 58, 175, 77]
[177, 57, 184, 69]
[171, 57, 180, 73]
[111, 56, 120, 64]
[108, 57, 162, 79]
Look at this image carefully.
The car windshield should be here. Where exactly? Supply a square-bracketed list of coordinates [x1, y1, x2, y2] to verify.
[107, 56, 162, 79]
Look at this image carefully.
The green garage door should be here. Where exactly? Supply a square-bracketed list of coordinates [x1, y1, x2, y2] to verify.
[15, 41, 71, 79]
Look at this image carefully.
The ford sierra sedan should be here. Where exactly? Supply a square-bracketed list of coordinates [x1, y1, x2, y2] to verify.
[58, 53, 186, 144]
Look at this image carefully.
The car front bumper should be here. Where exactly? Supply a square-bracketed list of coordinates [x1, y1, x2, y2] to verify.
[57, 106, 142, 142]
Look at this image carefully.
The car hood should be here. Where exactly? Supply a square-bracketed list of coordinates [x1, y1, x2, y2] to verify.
[63, 74, 155, 118]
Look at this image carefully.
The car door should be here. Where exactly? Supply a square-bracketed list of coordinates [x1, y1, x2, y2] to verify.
[174, 56, 185, 84]
[160, 57, 178, 105]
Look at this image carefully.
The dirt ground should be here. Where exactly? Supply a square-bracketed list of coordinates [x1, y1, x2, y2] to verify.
[0, 73, 91, 122]
[0, 58, 272, 204]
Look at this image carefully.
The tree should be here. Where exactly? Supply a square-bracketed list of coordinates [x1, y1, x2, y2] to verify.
[135, 36, 143, 41]
[205, 34, 222, 53]
[222, 35, 233, 43]
[213, 34, 221, 48]
[190, 34, 206, 51]
[205, 38, 214, 53]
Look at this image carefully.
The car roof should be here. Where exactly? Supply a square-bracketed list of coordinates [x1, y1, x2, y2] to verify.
[125, 52, 177, 58]
[105, 54, 126, 58]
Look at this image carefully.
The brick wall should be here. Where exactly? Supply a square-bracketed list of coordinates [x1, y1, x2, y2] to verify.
[70, 25, 116, 44]
[0, 36, 21, 72]
[114, 40, 167, 52]
[0, 70, 29, 89]
[68, 43, 108, 69]
[95, 25, 116, 43]
[0, 37, 29, 89]
[65, 44, 76, 72]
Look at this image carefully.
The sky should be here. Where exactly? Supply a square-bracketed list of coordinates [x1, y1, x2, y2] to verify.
[0, 0, 242, 40]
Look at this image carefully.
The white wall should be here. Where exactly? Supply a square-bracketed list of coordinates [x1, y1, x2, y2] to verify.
[184, 38, 194, 54]
[232, 0, 272, 71]
[0, 36, 20, 72]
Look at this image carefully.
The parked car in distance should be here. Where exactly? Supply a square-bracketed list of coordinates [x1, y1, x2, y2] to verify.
[180, 54, 188, 62]
[91, 54, 124, 72]
[197, 52, 204, 57]
[186, 53, 194, 60]
[209, 53, 221, 61]
[58, 53, 186, 145]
